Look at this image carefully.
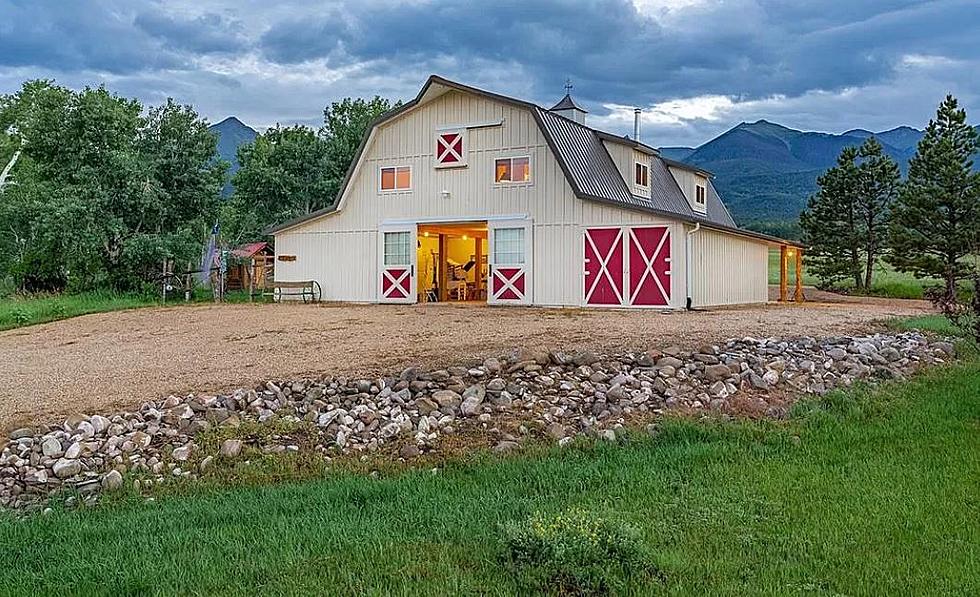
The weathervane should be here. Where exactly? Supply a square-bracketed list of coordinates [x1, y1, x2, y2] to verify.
[564, 78, 573, 94]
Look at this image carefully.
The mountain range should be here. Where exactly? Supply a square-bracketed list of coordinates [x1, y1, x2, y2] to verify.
[209, 116, 258, 195]
[659, 120, 931, 237]
[207, 115, 971, 238]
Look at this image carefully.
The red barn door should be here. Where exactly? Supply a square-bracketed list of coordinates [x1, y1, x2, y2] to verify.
[584, 227, 625, 305]
[627, 226, 671, 306]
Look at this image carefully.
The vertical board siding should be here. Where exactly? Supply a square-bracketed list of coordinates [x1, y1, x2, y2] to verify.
[690, 228, 768, 307]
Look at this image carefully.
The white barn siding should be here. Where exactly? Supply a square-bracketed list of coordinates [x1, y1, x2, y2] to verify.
[274, 85, 766, 309]
[689, 227, 768, 307]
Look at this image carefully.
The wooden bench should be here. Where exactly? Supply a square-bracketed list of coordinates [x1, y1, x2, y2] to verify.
[264, 280, 322, 303]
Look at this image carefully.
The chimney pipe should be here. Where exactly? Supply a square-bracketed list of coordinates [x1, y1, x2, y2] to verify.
[633, 108, 641, 142]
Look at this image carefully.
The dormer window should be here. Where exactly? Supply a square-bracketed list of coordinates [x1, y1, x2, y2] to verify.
[695, 184, 706, 206]
[634, 162, 649, 188]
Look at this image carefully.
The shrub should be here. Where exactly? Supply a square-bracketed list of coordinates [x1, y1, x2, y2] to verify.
[502, 507, 659, 595]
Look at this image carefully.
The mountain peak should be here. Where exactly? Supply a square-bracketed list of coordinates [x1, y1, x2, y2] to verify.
[212, 116, 252, 130]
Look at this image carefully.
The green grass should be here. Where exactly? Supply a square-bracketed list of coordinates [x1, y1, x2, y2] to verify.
[2, 361, 978, 595]
[0, 291, 158, 331]
[0, 289, 260, 331]
[767, 250, 970, 300]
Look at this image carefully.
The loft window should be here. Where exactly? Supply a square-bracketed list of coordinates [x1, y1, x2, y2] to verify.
[495, 156, 531, 183]
[435, 129, 466, 167]
[695, 184, 706, 205]
[380, 166, 411, 191]
[634, 162, 649, 188]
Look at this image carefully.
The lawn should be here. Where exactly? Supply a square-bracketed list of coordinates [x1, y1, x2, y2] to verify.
[2, 357, 977, 595]
[766, 250, 934, 299]
[0, 289, 257, 331]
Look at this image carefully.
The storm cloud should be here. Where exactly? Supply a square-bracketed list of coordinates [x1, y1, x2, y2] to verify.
[1, 0, 977, 146]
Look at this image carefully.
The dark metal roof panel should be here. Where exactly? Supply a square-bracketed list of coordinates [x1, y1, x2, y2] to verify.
[535, 108, 635, 204]
[704, 181, 737, 228]
[648, 156, 697, 218]
[549, 93, 587, 113]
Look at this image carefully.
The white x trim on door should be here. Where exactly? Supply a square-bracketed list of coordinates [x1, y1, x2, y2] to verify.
[627, 228, 670, 305]
[584, 228, 625, 305]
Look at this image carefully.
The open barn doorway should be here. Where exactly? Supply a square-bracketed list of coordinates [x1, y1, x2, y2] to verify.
[417, 222, 488, 303]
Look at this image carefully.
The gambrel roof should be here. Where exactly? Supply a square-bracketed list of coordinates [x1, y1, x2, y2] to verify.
[268, 75, 792, 246]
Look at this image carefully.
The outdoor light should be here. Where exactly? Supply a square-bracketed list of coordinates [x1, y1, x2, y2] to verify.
[441, 189, 450, 199]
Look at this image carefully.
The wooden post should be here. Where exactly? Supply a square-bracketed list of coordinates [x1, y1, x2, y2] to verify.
[474, 237, 483, 300]
[779, 245, 788, 302]
[438, 234, 448, 302]
[794, 248, 804, 303]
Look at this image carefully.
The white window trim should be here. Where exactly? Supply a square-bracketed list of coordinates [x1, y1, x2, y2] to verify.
[633, 161, 650, 190]
[378, 165, 413, 193]
[693, 182, 707, 213]
[493, 155, 533, 186]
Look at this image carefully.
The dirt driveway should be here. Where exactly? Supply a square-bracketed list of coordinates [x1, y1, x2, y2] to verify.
[1, 298, 929, 429]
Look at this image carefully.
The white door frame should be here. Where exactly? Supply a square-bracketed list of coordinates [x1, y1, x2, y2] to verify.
[488, 218, 532, 306]
[378, 224, 417, 304]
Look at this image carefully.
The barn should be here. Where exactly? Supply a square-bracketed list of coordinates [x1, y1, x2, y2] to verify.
[269, 75, 803, 308]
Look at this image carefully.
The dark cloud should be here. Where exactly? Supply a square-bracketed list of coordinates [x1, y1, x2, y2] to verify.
[134, 9, 249, 54]
[257, 0, 978, 107]
[0, 0, 977, 146]
[0, 0, 183, 73]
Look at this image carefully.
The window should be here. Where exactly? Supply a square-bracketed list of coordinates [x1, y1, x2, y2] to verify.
[495, 156, 531, 183]
[493, 227, 525, 265]
[383, 231, 411, 266]
[634, 162, 649, 188]
[695, 184, 706, 206]
[380, 166, 411, 191]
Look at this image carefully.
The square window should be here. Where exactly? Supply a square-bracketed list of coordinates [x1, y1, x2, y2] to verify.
[494, 227, 525, 265]
[384, 231, 411, 266]
[380, 166, 411, 191]
[495, 157, 531, 184]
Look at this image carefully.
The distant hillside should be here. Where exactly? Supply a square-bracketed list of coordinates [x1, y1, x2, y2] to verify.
[660, 121, 926, 237]
[209, 116, 258, 196]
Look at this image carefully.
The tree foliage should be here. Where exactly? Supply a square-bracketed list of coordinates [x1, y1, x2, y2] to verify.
[800, 138, 900, 290]
[0, 80, 224, 292]
[887, 95, 980, 300]
[226, 96, 397, 241]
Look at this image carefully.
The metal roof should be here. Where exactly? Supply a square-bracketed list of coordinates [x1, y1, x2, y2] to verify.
[549, 93, 588, 113]
[267, 75, 798, 247]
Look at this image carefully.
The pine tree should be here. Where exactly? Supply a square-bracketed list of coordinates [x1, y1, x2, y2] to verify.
[801, 147, 864, 288]
[855, 137, 901, 289]
[888, 95, 980, 300]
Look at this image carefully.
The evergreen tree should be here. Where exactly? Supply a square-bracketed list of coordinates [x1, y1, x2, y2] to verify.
[801, 137, 902, 291]
[800, 147, 863, 288]
[888, 95, 980, 300]
[855, 137, 901, 289]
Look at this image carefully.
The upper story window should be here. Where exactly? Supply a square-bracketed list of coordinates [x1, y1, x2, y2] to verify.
[380, 166, 412, 192]
[634, 162, 649, 188]
[695, 183, 706, 206]
[495, 156, 531, 184]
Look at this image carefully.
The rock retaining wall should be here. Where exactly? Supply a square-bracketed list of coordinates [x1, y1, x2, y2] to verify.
[1, 332, 955, 510]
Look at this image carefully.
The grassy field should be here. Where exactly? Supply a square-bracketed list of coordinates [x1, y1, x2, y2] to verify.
[0, 289, 257, 331]
[1, 355, 977, 595]
[767, 250, 931, 299]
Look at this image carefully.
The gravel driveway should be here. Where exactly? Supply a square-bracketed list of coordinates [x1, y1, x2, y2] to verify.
[0, 298, 929, 429]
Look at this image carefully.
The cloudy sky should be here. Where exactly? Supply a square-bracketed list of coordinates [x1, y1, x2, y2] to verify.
[2, 0, 977, 147]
